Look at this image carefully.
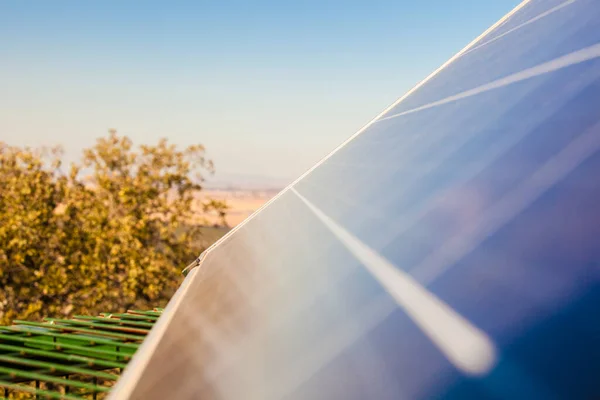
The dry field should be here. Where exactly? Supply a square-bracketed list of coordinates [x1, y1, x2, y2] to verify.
[198, 189, 280, 227]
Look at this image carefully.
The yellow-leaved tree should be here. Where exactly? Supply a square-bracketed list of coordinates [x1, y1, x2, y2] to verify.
[0, 130, 224, 324]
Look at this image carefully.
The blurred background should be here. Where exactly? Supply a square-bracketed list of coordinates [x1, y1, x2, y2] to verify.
[0, 0, 518, 323]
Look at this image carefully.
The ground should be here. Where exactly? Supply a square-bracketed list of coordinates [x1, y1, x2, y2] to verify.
[198, 188, 279, 227]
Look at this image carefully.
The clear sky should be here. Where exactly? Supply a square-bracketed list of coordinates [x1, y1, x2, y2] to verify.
[0, 0, 520, 185]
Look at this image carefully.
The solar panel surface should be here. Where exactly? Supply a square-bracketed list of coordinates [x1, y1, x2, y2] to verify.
[111, 1, 600, 398]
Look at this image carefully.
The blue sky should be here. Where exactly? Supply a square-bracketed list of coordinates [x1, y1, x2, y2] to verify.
[0, 1, 519, 184]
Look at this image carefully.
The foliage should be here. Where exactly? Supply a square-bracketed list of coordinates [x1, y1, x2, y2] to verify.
[202, 199, 231, 228]
[0, 130, 225, 324]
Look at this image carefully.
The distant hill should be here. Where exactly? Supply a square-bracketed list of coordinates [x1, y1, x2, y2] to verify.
[203, 172, 292, 191]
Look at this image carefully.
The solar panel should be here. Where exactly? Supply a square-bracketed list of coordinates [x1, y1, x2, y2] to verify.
[111, 1, 600, 398]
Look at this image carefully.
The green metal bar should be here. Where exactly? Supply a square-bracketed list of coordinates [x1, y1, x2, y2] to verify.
[0, 326, 140, 349]
[127, 310, 162, 317]
[11, 321, 145, 341]
[0, 355, 118, 380]
[0, 333, 133, 359]
[0, 344, 126, 369]
[100, 313, 158, 321]
[0, 379, 83, 400]
[0, 366, 110, 392]
[43, 318, 150, 335]
[73, 316, 155, 328]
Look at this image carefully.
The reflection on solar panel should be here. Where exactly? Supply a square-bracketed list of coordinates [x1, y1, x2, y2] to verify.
[112, 1, 600, 399]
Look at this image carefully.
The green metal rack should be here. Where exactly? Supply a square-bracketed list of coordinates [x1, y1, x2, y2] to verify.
[0, 308, 162, 399]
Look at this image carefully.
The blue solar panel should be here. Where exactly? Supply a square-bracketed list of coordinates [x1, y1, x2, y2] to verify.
[112, 1, 600, 399]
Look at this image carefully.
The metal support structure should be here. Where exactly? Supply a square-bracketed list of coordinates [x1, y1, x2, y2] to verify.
[0, 308, 162, 399]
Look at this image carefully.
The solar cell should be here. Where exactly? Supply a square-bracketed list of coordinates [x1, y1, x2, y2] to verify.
[111, 1, 600, 398]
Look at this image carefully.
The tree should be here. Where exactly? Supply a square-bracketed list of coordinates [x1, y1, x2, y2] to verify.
[203, 199, 231, 228]
[0, 130, 224, 324]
